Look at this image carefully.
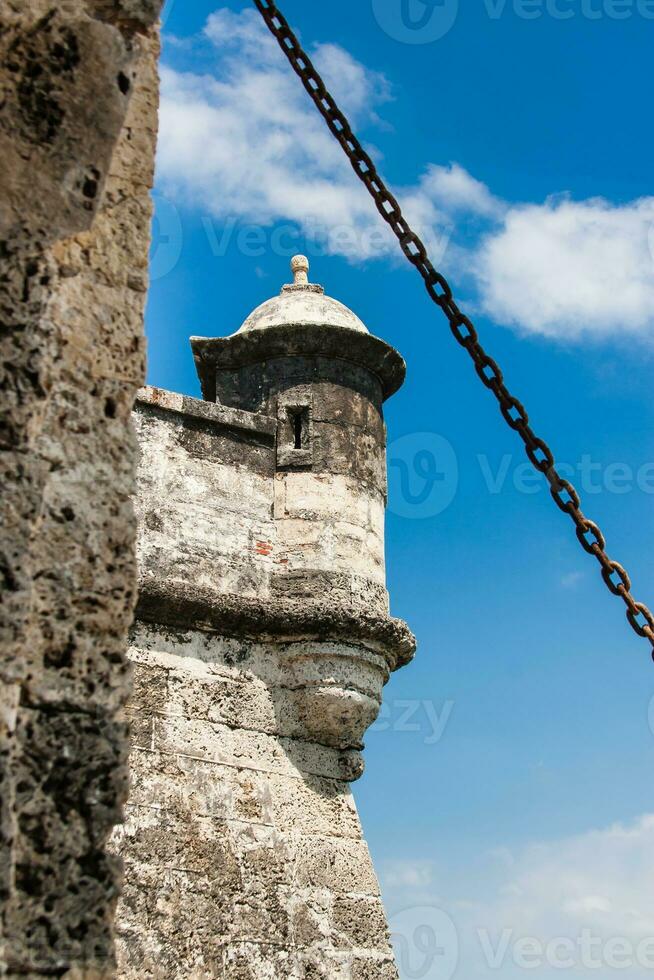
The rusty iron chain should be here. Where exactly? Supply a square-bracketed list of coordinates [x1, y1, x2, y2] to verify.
[253, 0, 654, 657]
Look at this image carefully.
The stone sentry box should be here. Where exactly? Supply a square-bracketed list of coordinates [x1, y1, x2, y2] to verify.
[111, 257, 416, 978]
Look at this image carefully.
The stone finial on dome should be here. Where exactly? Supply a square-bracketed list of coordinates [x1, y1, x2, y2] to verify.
[282, 255, 324, 297]
[291, 254, 309, 285]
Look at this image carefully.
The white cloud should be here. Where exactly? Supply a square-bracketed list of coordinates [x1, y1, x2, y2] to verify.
[203, 8, 272, 59]
[419, 162, 505, 220]
[381, 814, 654, 979]
[381, 859, 438, 890]
[157, 8, 409, 260]
[561, 570, 584, 589]
[158, 7, 654, 343]
[310, 41, 392, 123]
[474, 196, 654, 341]
[481, 815, 654, 942]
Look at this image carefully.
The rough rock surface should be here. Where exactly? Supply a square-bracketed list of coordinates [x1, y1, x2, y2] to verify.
[0, 1, 161, 974]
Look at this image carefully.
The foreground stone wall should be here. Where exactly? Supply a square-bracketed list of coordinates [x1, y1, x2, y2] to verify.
[0, 2, 161, 974]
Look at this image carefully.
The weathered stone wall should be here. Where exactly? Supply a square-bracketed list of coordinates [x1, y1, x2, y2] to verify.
[271, 369, 388, 604]
[113, 624, 400, 979]
[134, 386, 390, 614]
[112, 387, 415, 977]
[0, 2, 161, 974]
[133, 390, 278, 602]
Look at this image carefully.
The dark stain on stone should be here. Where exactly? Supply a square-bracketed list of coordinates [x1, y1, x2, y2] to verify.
[144, 511, 164, 532]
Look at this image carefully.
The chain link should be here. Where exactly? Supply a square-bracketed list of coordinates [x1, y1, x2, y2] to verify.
[253, 0, 654, 658]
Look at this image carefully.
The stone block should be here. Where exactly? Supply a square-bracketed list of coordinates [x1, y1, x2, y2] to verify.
[124, 750, 275, 826]
[331, 895, 393, 951]
[292, 837, 380, 896]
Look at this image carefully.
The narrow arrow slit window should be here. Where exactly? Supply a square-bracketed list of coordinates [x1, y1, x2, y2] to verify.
[277, 399, 313, 470]
[290, 408, 306, 450]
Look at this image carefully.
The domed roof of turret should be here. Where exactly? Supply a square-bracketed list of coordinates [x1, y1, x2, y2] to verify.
[236, 256, 368, 335]
[190, 255, 406, 404]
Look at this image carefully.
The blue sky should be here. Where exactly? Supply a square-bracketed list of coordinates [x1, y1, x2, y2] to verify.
[149, 1, 654, 975]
